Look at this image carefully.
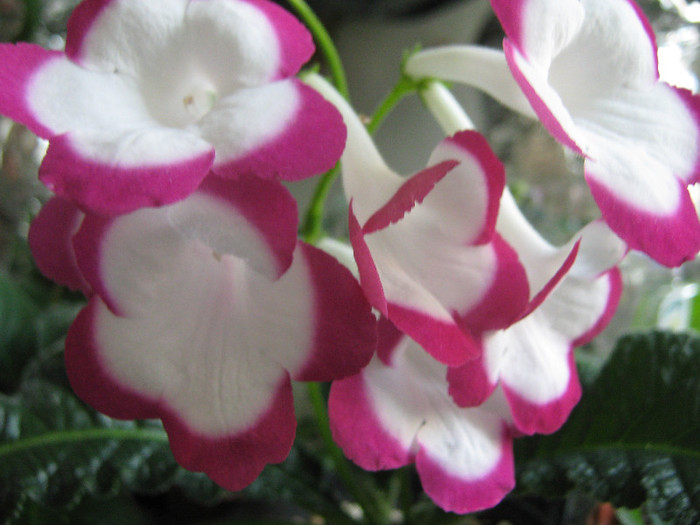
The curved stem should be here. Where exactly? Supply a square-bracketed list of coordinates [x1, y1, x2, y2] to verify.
[306, 382, 392, 524]
[285, 0, 349, 100]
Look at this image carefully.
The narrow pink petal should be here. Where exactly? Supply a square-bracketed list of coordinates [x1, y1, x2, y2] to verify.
[457, 234, 529, 333]
[39, 134, 215, 216]
[362, 160, 458, 235]
[503, 352, 581, 435]
[519, 240, 579, 320]
[241, 0, 315, 80]
[416, 424, 514, 514]
[329, 373, 412, 471]
[289, 242, 376, 382]
[490, 0, 527, 53]
[28, 197, 89, 294]
[441, 131, 506, 245]
[387, 303, 479, 367]
[0, 44, 61, 138]
[572, 268, 623, 347]
[65, 299, 297, 491]
[586, 171, 700, 267]
[504, 40, 585, 155]
[210, 80, 346, 182]
[349, 202, 388, 315]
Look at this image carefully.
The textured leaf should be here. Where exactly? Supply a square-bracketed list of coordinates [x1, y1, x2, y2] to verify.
[516, 331, 700, 525]
[0, 349, 227, 523]
[0, 272, 40, 393]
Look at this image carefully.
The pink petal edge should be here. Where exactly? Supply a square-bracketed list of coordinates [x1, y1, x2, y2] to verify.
[65, 299, 298, 491]
[28, 197, 90, 295]
[329, 373, 413, 471]
[40, 134, 215, 216]
[290, 242, 376, 382]
[503, 39, 585, 156]
[213, 81, 346, 183]
[503, 352, 582, 435]
[586, 170, 700, 267]
[362, 160, 458, 235]
[0, 43, 61, 138]
[416, 424, 515, 514]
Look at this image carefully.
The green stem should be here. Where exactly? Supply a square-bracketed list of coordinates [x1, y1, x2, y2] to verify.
[366, 75, 420, 135]
[285, 0, 349, 99]
[306, 382, 392, 524]
[300, 75, 421, 243]
[0, 426, 168, 459]
[286, 0, 349, 244]
[300, 163, 340, 244]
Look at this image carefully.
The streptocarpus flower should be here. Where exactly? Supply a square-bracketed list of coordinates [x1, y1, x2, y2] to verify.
[307, 74, 531, 367]
[329, 317, 516, 514]
[448, 216, 624, 434]
[30, 175, 376, 490]
[0, 0, 345, 215]
[407, 0, 700, 267]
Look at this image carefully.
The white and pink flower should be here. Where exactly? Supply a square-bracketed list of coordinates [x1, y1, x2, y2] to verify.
[0, 0, 345, 215]
[329, 317, 516, 514]
[308, 75, 535, 367]
[29, 175, 376, 491]
[407, 0, 700, 267]
[448, 212, 624, 435]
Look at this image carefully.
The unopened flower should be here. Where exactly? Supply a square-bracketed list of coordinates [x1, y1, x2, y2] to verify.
[407, 0, 700, 266]
[0, 0, 345, 214]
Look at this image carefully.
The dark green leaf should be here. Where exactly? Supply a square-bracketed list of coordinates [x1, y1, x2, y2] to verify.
[0, 370, 227, 523]
[516, 331, 700, 525]
[0, 272, 40, 393]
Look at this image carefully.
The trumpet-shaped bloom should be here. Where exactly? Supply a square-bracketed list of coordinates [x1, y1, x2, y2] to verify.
[0, 0, 345, 215]
[448, 217, 624, 434]
[329, 317, 516, 514]
[407, 0, 700, 266]
[308, 75, 531, 367]
[30, 175, 376, 491]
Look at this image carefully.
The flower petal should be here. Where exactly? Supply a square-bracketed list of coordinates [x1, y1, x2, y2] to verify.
[0, 43, 60, 138]
[584, 139, 700, 267]
[277, 242, 376, 382]
[40, 132, 215, 215]
[66, 299, 296, 491]
[65, 0, 187, 71]
[204, 80, 346, 182]
[73, 180, 297, 316]
[28, 197, 89, 294]
[494, 268, 621, 434]
[362, 160, 458, 235]
[167, 175, 298, 279]
[330, 336, 515, 514]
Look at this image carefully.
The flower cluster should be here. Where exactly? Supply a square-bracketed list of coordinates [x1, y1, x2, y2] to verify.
[310, 75, 625, 511]
[1, 0, 698, 516]
[5, 0, 376, 490]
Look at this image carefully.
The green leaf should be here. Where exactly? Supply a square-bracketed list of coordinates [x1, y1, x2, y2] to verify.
[0, 272, 40, 393]
[0, 368, 226, 523]
[516, 331, 700, 525]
